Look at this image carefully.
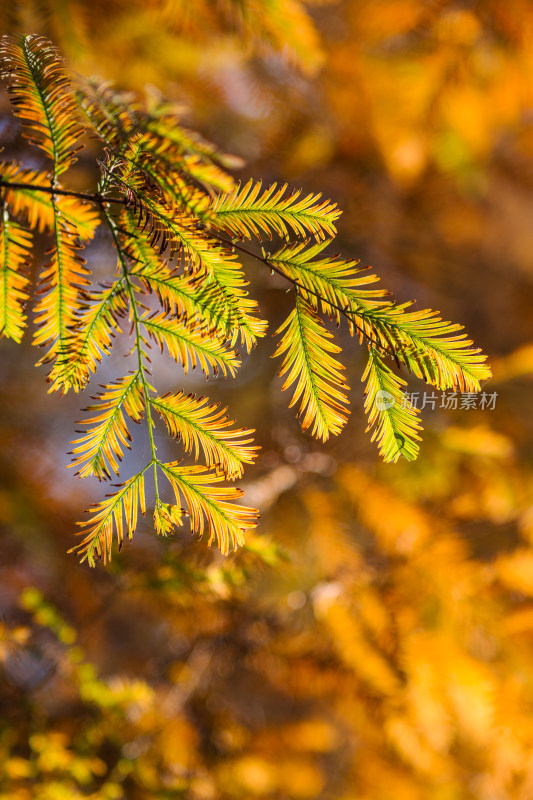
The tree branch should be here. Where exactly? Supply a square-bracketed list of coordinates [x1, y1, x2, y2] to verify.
[0, 176, 394, 359]
[0, 179, 126, 205]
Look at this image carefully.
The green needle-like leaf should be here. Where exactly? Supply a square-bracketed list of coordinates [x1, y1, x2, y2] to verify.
[273, 295, 350, 441]
[363, 348, 422, 463]
[210, 179, 341, 241]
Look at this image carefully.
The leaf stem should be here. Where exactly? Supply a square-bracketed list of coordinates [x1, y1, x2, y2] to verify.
[102, 205, 160, 498]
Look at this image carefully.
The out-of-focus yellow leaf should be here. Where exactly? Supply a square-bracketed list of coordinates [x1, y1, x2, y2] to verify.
[441, 426, 514, 459]
[338, 467, 430, 554]
[280, 718, 339, 752]
[497, 549, 533, 595]
[231, 756, 277, 795]
[313, 591, 399, 695]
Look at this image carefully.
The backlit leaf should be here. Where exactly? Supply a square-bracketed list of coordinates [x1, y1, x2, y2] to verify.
[160, 461, 259, 554]
[152, 391, 258, 479]
[273, 295, 349, 441]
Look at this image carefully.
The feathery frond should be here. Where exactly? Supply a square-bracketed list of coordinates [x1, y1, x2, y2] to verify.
[142, 311, 241, 378]
[273, 295, 350, 441]
[201, 256, 268, 351]
[160, 461, 259, 554]
[55, 195, 101, 242]
[115, 134, 207, 213]
[117, 191, 223, 270]
[152, 392, 258, 479]
[363, 348, 422, 463]
[265, 238, 390, 326]
[79, 79, 237, 193]
[122, 214, 268, 352]
[69, 373, 145, 479]
[0, 208, 31, 342]
[116, 130, 234, 205]
[33, 212, 91, 365]
[266, 241, 490, 392]
[360, 304, 492, 392]
[76, 78, 139, 148]
[134, 263, 234, 342]
[1, 163, 55, 233]
[73, 471, 147, 566]
[128, 231, 266, 351]
[47, 278, 128, 393]
[114, 176, 270, 353]
[0, 34, 84, 176]
[209, 179, 341, 241]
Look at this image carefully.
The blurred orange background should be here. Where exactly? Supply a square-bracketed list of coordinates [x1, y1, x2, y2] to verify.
[2, 2, 533, 798]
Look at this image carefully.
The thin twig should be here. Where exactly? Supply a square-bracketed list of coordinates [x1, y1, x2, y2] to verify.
[0, 179, 126, 205]
[208, 229, 393, 356]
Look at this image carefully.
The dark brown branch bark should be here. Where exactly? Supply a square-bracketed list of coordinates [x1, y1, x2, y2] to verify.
[0, 179, 126, 205]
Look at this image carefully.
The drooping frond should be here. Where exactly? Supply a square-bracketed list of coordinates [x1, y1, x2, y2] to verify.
[201, 256, 268, 352]
[268, 240, 492, 391]
[33, 213, 91, 365]
[360, 304, 492, 392]
[152, 392, 258, 479]
[142, 311, 241, 378]
[273, 295, 350, 440]
[47, 278, 128, 394]
[0, 34, 84, 176]
[116, 191, 224, 271]
[69, 373, 145, 480]
[1, 163, 100, 240]
[265, 238, 390, 326]
[122, 201, 265, 350]
[0, 209, 31, 342]
[76, 78, 139, 148]
[125, 214, 266, 350]
[209, 179, 341, 241]
[160, 461, 259, 554]
[72, 471, 147, 566]
[362, 348, 422, 463]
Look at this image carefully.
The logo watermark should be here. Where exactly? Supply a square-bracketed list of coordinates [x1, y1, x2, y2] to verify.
[378, 390, 498, 411]
[375, 390, 396, 410]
